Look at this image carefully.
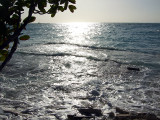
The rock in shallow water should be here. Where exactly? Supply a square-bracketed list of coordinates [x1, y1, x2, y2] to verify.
[116, 107, 129, 114]
[90, 90, 100, 96]
[78, 108, 103, 117]
[127, 67, 140, 71]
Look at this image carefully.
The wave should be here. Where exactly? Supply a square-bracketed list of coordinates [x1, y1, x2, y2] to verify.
[45, 42, 125, 51]
[16, 42, 159, 69]
[44, 42, 160, 55]
[15, 51, 123, 64]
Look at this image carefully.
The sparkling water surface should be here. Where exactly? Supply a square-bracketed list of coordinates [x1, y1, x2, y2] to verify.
[0, 23, 160, 119]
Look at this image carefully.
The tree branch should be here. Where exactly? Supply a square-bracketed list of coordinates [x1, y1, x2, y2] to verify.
[0, 38, 18, 71]
[0, 0, 37, 51]
[0, 0, 39, 71]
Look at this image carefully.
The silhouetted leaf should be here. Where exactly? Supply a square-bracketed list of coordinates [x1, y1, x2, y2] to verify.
[58, 6, 64, 12]
[60, 0, 66, 4]
[69, 5, 76, 13]
[48, 5, 57, 15]
[0, 50, 8, 61]
[38, 0, 47, 13]
[12, 14, 19, 19]
[23, 16, 36, 23]
[29, 16, 36, 22]
[0, 50, 8, 55]
[19, 35, 30, 40]
[0, 55, 6, 61]
[51, 13, 56, 17]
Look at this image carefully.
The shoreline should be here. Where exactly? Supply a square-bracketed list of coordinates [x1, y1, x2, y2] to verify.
[0, 105, 160, 120]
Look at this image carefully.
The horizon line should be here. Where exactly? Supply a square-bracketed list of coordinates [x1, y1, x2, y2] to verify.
[33, 22, 160, 24]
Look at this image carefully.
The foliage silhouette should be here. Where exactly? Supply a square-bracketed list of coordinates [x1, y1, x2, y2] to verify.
[0, 0, 76, 71]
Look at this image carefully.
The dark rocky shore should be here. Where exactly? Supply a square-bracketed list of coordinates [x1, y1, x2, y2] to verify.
[67, 107, 160, 120]
[0, 106, 159, 120]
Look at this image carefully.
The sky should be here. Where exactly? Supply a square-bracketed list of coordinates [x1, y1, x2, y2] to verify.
[33, 0, 160, 23]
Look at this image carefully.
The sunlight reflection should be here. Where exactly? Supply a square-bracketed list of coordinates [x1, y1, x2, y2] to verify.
[63, 22, 95, 44]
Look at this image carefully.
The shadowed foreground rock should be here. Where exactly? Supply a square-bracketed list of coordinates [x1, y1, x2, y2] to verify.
[0, 106, 160, 120]
[67, 115, 94, 120]
[67, 107, 160, 120]
[78, 108, 103, 117]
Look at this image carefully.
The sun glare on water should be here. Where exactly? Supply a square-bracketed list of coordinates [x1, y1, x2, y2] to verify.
[63, 22, 95, 44]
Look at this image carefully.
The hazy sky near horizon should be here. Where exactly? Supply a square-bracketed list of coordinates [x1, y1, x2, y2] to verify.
[33, 0, 160, 23]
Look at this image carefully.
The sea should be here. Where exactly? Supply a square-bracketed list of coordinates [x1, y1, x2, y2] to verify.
[0, 23, 160, 119]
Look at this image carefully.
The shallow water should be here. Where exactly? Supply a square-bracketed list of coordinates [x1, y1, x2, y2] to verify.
[0, 23, 160, 119]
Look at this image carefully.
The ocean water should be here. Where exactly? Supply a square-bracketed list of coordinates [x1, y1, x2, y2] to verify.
[0, 23, 160, 119]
